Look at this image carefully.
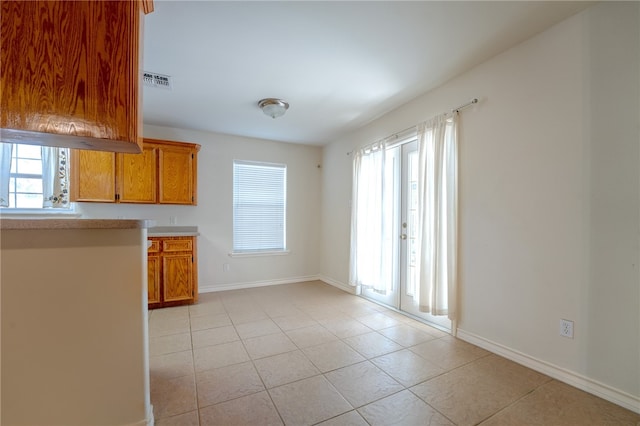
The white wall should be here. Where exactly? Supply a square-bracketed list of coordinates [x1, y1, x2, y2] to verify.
[77, 126, 323, 291]
[320, 2, 639, 410]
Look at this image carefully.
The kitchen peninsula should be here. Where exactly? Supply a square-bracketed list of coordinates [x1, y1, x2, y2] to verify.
[1, 219, 154, 425]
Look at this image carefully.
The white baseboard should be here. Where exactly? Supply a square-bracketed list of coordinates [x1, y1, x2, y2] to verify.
[199, 275, 321, 293]
[124, 412, 153, 426]
[457, 329, 640, 414]
[318, 275, 357, 294]
[146, 405, 154, 426]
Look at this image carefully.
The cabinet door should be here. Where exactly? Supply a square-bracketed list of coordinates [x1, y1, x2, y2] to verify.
[158, 146, 194, 204]
[162, 253, 193, 303]
[118, 145, 157, 203]
[70, 150, 116, 202]
[147, 254, 161, 305]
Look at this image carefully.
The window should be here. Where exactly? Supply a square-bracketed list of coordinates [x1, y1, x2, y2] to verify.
[233, 160, 286, 254]
[8, 144, 43, 208]
[1, 143, 70, 210]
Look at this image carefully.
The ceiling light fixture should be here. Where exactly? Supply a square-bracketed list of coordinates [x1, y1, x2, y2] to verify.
[258, 98, 289, 119]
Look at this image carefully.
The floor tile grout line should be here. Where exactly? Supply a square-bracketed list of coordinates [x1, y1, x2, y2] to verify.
[405, 386, 459, 426]
[230, 312, 288, 426]
[186, 307, 201, 426]
[184, 301, 229, 424]
[322, 365, 406, 410]
[473, 377, 556, 426]
[189, 328, 397, 422]
[150, 283, 493, 425]
[310, 411, 373, 426]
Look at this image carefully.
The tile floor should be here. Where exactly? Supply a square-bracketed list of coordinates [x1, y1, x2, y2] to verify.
[149, 281, 640, 426]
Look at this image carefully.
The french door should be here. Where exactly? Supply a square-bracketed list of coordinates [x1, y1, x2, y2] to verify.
[361, 140, 451, 331]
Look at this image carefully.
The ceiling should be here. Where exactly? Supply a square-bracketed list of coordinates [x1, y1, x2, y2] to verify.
[142, 1, 592, 145]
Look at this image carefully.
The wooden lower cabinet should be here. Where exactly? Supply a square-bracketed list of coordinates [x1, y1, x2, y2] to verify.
[148, 236, 197, 309]
[147, 240, 161, 304]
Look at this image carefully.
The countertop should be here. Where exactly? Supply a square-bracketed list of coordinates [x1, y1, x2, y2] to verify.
[0, 219, 155, 230]
[147, 226, 199, 237]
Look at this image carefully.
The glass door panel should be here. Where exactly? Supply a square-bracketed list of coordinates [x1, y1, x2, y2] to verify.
[360, 140, 451, 332]
[360, 145, 400, 308]
[399, 141, 451, 330]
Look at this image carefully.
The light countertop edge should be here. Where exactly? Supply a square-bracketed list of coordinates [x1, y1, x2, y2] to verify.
[148, 232, 200, 237]
[147, 226, 199, 237]
[0, 219, 156, 230]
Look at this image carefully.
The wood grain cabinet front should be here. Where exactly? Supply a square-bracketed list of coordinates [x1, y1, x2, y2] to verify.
[148, 236, 198, 309]
[1, 0, 154, 153]
[147, 241, 161, 305]
[70, 145, 157, 203]
[158, 144, 197, 205]
[71, 150, 118, 202]
[70, 139, 199, 204]
[119, 146, 158, 203]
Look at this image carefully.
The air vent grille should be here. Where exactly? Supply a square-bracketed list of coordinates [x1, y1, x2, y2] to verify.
[143, 71, 172, 90]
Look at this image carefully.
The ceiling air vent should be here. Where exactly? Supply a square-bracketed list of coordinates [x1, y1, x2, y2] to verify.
[143, 71, 172, 90]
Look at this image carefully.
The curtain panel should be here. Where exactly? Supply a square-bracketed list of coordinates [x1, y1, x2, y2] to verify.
[349, 112, 459, 321]
[0, 144, 13, 207]
[42, 146, 69, 208]
[349, 141, 394, 294]
[416, 113, 458, 319]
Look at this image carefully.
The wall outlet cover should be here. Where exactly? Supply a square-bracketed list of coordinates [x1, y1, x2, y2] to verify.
[560, 319, 574, 339]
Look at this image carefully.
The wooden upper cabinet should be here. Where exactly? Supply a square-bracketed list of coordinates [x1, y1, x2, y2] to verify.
[0, 0, 153, 153]
[119, 146, 157, 203]
[158, 144, 197, 205]
[148, 139, 200, 205]
[71, 151, 117, 202]
[70, 146, 156, 203]
[70, 139, 200, 204]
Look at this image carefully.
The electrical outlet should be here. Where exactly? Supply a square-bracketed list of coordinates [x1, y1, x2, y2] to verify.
[223, 263, 230, 272]
[169, 216, 177, 225]
[560, 319, 574, 339]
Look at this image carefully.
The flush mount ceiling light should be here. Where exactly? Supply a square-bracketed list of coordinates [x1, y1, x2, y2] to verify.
[258, 98, 289, 119]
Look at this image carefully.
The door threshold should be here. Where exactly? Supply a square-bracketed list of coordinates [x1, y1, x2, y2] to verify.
[359, 294, 451, 334]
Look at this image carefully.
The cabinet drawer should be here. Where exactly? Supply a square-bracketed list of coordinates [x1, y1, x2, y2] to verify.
[163, 238, 193, 252]
[148, 240, 160, 253]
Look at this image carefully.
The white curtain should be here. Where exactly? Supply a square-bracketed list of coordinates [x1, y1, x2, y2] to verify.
[416, 113, 458, 319]
[349, 141, 394, 294]
[0, 143, 13, 207]
[42, 146, 69, 208]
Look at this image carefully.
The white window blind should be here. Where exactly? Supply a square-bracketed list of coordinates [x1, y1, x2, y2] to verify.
[233, 160, 286, 253]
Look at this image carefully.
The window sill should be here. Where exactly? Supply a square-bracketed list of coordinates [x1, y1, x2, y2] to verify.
[228, 250, 290, 258]
[0, 208, 80, 218]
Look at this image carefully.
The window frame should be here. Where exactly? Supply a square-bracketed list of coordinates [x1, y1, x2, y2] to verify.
[8, 143, 45, 209]
[231, 159, 288, 257]
[1, 143, 75, 215]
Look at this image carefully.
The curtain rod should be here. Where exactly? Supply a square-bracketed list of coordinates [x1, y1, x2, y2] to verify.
[452, 98, 478, 113]
[347, 98, 478, 155]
